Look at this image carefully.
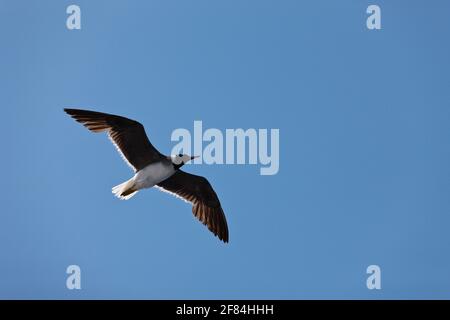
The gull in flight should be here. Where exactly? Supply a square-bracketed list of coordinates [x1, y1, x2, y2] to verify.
[64, 108, 229, 243]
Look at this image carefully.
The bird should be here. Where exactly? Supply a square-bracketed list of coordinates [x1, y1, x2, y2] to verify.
[64, 108, 229, 243]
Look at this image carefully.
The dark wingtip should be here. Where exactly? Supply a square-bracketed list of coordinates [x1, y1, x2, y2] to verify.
[64, 108, 81, 115]
[218, 227, 229, 244]
[222, 233, 229, 243]
[63, 108, 78, 117]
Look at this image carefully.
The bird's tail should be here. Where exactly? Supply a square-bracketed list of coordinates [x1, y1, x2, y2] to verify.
[112, 178, 138, 200]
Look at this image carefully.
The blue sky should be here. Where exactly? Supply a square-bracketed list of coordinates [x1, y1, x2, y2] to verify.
[1, 0, 450, 299]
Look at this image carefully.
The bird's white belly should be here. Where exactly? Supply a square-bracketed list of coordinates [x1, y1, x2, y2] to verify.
[133, 162, 175, 189]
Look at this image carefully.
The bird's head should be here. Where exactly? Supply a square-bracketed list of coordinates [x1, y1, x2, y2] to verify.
[171, 153, 198, 168]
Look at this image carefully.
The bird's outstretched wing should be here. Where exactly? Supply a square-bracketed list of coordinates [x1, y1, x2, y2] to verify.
[157, 170, 229, 243]
[64, 108, 164, 171]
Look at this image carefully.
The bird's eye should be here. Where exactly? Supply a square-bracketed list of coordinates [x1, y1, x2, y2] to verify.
[178, 153, 183, 157]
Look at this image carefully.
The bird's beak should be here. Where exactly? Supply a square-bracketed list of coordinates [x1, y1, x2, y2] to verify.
[190, 155, 199, 160]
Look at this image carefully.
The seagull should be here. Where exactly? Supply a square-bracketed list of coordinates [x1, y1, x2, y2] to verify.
[64, 108, 229, 243]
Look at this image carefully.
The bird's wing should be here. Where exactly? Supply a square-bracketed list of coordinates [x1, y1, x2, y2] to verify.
[156, 170, 229, 243]
[64, 108, 164, 171]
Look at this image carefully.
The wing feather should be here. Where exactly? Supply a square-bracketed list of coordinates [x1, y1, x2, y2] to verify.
[64, 108, 163, 171]
[157, 170, 229, 243]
